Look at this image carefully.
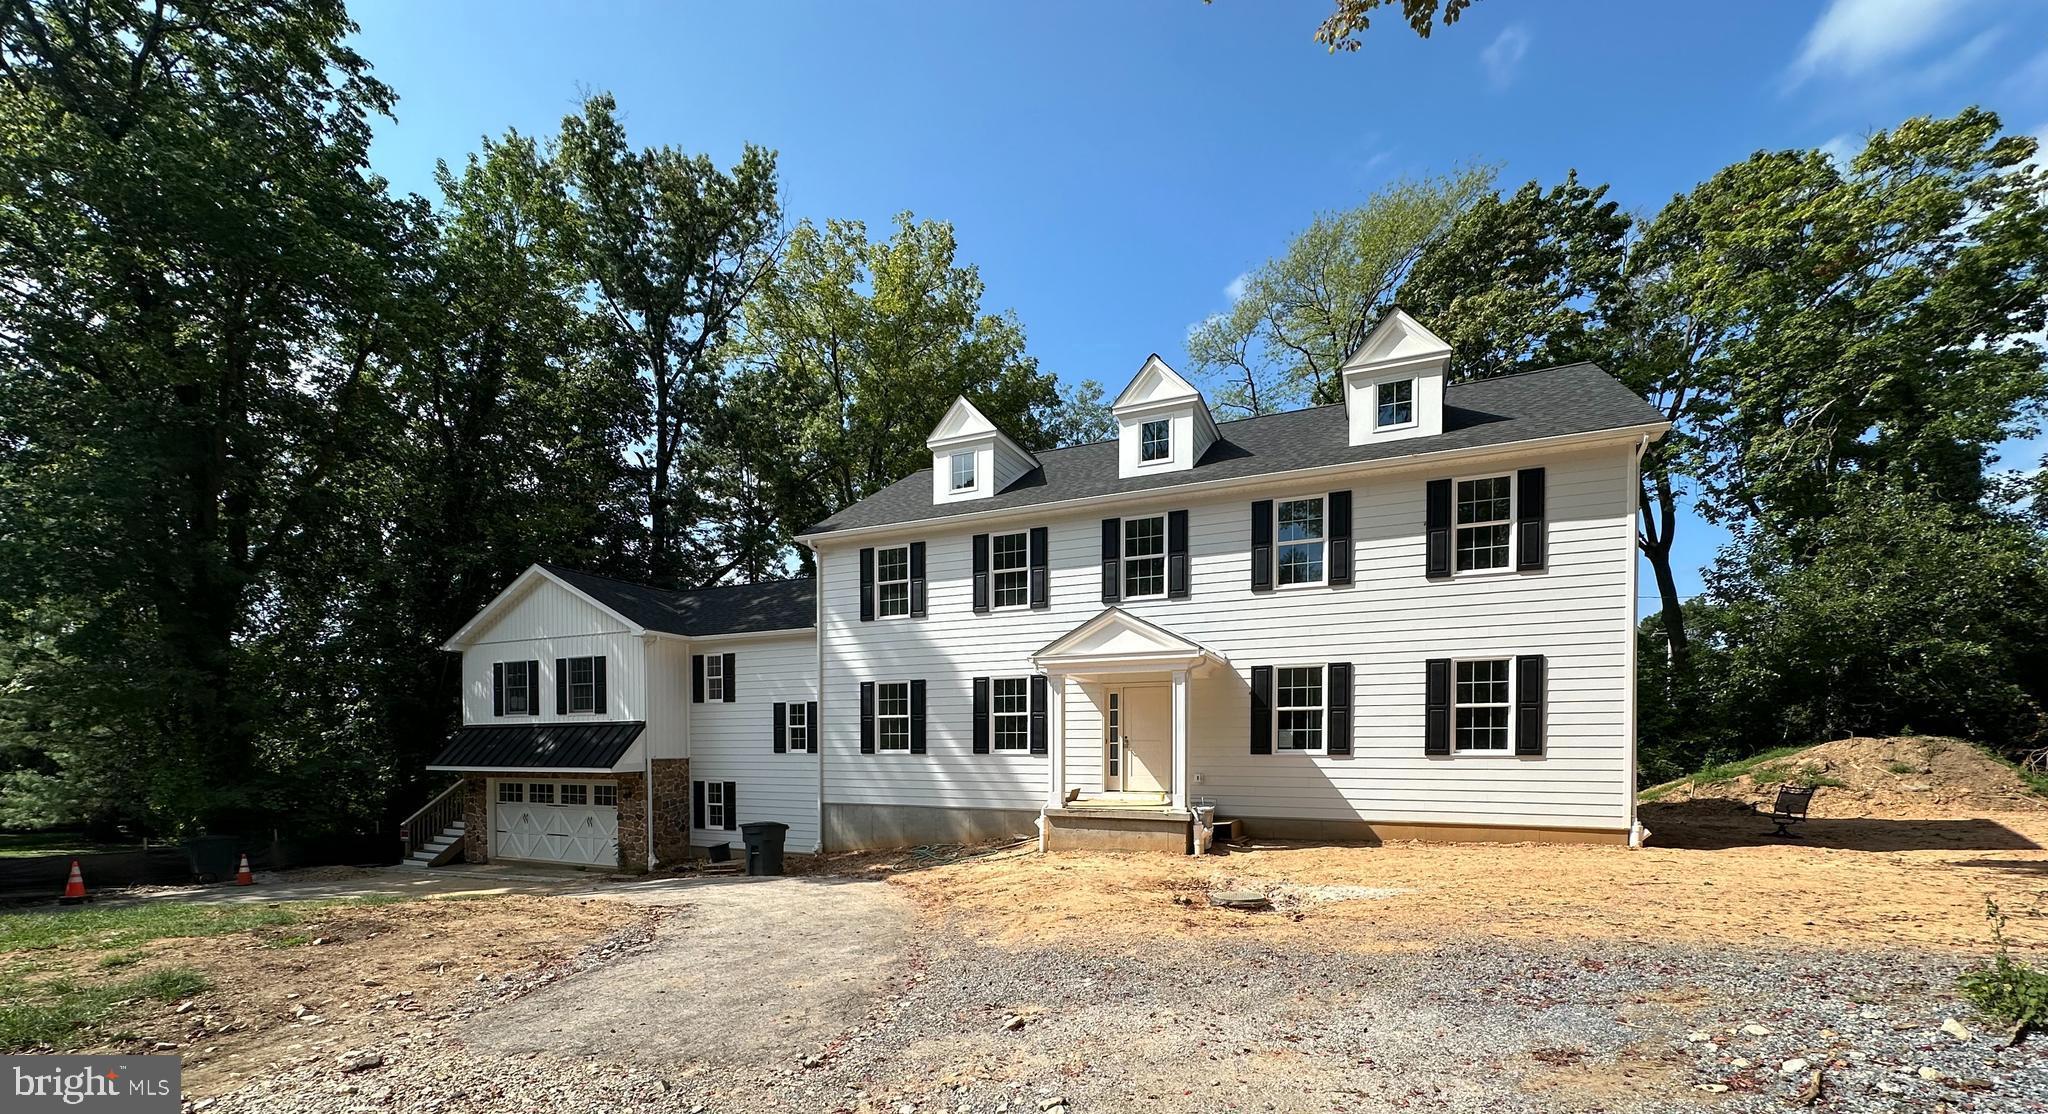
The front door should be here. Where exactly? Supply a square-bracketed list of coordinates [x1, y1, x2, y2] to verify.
[1111, 685, 1171, 795]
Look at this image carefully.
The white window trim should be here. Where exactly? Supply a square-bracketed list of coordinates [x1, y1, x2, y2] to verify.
[592, 783, 618, 807]
[704, 653, 727, 702]
[875, 681, 912, 753]
[1119, 513, 1169, 600]
[701, 780, 727, 829]
[1137, 417, 1173, 466]
[1273, 494, 1328, 590]
[786, 701, 809, 755]
[495, 779, 619, 806]
[565, 655, 598, 715]
[1451, 471, 1517, 578]
[875, 543, 913, 620]
[1372, 376, 1418, 432]
[989, 676, 1032, 754]
[527, 780, 557, 805]
[1271, 663, 1328, 755]
[501, 660, 534, 716]
[1451, 656, 1518, 757]
[990, 530, 1030, 611]
[950, 451, 977, 492]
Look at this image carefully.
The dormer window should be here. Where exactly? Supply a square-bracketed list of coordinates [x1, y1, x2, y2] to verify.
[1139, 419, 1171, 463]
[950, 451, 976, 491]
[1376, 379, 1414, 429]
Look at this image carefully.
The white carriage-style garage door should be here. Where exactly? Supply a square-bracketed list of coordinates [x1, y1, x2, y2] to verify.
[492, 779, 619, 866]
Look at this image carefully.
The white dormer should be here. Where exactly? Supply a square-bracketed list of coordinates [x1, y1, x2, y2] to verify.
[926, 396, 1039, 504]
[1341, 307, 1449, 446]
[1111, 354, 1219, 478]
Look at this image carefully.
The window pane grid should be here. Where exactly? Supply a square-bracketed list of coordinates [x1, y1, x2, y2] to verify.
[705, 655, 725, 701]
[1454, 659, 1512, 752]
[877, 682, 910, 751]
[1276, 498, 1325, 586]
[503, 660, 531, 715]
[592, 784, 616, 806]
[992, 531, 1029, 608]
[1377, 379, 1414, 426]
[951, 452, 975, 490]
[877, 545, 911, 617]
[498, 782, 523, 803]
[528, 782, 555, 805]
[1140, 419, 1170, 462]
[788, 703, 808, 752]
[561, 783, 588, 806]
[992, 677, 1030, 752]
[1123, 516, 1166, 598]
[568, 655, 596, 713]
[1275, 666, 1325, 751]
[1455, 476, 1512, 571]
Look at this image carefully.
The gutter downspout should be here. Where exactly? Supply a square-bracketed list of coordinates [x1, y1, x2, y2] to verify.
[644, 631, 659, 871]
[1627, 432, 1652, 851]
[805, 539, 826, 854]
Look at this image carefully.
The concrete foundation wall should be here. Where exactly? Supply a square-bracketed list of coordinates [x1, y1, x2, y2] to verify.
[1236, 815, 1627, 846]
[1042, 810, 1190, 853]
[823, 802, 1039, 851]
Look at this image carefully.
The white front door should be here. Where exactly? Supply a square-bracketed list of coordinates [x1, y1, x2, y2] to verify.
[492, 779, 619, 866]
[1111, 685, 1171, 795]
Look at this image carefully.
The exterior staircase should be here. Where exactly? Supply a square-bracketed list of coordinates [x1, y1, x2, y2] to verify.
[398, 780, 467, 868]
[402, 820, 466, 868]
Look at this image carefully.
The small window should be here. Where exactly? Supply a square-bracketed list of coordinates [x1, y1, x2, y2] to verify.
[876, 544, 912, 619]
[566, 655, 597, 713]
[1456, 476, 1513, 572]
[702, 780, 726, 829]
[498, 782, 523, 804]
[529, 782, 556, 805]
[703, 653, 726, 702]
[1106, 692, 1120, 778]
[1376, 379, 1414, 428]
[592, 783, 617, 807]
[991, 677, 1030, 752]
[876, 681, 911, 752]
[786, 702, 809, 754]
[1122, 515, 1166, 599]
[1455, 659, 1512, 752]
[991, 531, 1029, 609]
[1275, 666, 1325, 751]
[1139, 418, 1171, 463]
[560, 783, 588, 806]
[951, 451, 976, 491]
[501, 660, 534, 716]
[1275, 497, 1325, 587]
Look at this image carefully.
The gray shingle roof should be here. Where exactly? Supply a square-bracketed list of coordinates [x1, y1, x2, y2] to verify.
[428, 721, 646, 771]
[807, 362, 1663, 535]
[541, 566, 815, 636]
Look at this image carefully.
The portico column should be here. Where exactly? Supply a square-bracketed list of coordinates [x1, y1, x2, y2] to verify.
[1170, 668, 1189, 810]
[1046, 671, 1066, 809]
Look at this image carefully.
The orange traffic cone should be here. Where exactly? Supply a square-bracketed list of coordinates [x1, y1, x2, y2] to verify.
[234, 853, 254, 887]
[61, 859, 86, 904]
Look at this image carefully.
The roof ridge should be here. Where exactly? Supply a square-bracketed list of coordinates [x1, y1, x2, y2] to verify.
[543, 564, 813, 598]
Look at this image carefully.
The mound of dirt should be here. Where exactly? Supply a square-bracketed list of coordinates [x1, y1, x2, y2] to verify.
[1646, 736, 2046, 819]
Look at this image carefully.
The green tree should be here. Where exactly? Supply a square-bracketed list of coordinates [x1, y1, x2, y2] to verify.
[1048, 379, 1117, 446]
[1209, 0, 1479, 51]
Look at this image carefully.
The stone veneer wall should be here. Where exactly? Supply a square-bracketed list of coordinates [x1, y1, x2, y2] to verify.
[459, 773, 491, 864]
[456, 765, 689, 872]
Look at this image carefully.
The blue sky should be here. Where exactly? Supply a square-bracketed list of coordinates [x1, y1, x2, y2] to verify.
[348, 0, 2048, 601]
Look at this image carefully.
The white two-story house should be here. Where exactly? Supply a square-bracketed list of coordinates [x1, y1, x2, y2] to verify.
[422, 310, 1667, 868]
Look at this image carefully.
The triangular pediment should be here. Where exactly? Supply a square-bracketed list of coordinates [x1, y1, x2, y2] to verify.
[1342, 307, 1451, 370]
[926, 396, 1000, 446]
[1111, 354, 1203, 413]
[1033, 607, 1219, 669]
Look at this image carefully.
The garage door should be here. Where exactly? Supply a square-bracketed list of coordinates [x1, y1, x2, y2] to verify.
[492, 779, 619, 866]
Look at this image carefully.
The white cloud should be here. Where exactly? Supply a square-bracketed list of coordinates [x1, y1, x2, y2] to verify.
[1818, 132, 1862, 168]
[1224, 272, 1250, 303]
[1788, 0, 1980, 84]
[1480, 25, 1530, 89]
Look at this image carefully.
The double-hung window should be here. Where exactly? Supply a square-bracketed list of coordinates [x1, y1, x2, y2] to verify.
[876, 682, 911, 752]
[950, 451, 976, 491]
[1376, 379, 1414, 428]
[565, 655, 597, 713]
[703, 781, 726, 828]
[991, 677, 1030, 752]
[704, 653, 726, 701]
[1140, 418, 1171, 463]
[1455, 659, 1512, 752]
[786, 702, 809, 753]
[1455, 475, 1513, 572]
[1275, 666, 1325, 751]
[876, 544, 912, 618]
[1122, 516, 1166, 599]
[991, 531, 1029, 609]
[500, 660, 534, 716]
[1275, 497, 1325, 586]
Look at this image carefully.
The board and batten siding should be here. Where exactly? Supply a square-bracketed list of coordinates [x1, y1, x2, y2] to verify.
[817, 441, 1638, 832]
[685, 634, 821, 851]
[459, 579, 647, 727]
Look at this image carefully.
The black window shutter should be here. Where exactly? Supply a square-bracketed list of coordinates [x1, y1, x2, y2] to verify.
[722, 652, 737, 702]
[1327, 662, 1353, 755]
[1250, 665, 1273, 754]
[493, 662, 505, 717]
[773, 702, 787, 753]
[1329, 490, 1354, 587]
[859, 681, 876, 754]
[1167, 509, 1190, 599]
[556, 658, 568, 714]
[806, 701, 819, 753]
[593, 656, 607, 713]
[1100, 518, 1120, 603]
[859, 547, 875, 622]
[1424, 658, 1452, 755]
[1029, 674, 1048, 756]
[1250, 500, 1273, 592]
[1515, 654, 1546, 756]
[1028, 526, 1050, 609]
[692, 780, 706, 830]
[1516, 467, 1547, 572]
[722, 781, 737, 830]
[909, 679, 927, 754]
[691, 654, 704, 703]
[971, 534, 991, 613]
[1425, 480, 1453, 578]
[527, 661, 540, 715]
[972, 677, 991, 754]
[909, 542, 927, 618]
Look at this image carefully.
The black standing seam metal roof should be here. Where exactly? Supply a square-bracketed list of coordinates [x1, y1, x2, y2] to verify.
[538, 566, 816, 636]
[805, 362, 1667, 535]
[428, 721, 647, 771]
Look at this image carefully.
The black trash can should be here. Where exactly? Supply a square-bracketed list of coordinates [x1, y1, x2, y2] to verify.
[183, 834, 239, 883]
[739, 821, 789, 877]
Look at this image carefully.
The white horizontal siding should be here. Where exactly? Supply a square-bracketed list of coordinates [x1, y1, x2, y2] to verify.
[460, 581, 647, 728]
[685, 635, 821, 852]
